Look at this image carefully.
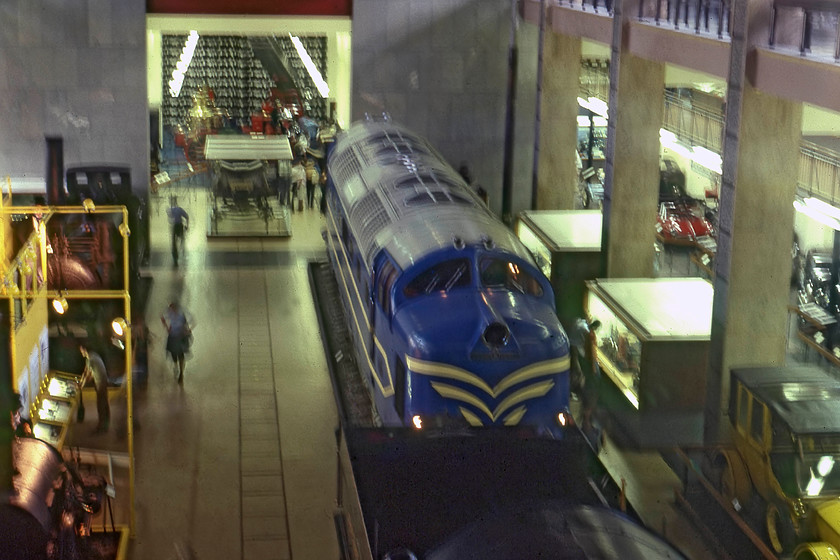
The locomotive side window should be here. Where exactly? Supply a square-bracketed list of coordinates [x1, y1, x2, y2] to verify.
[479, 258, 543, 297]
[403, 259, 471, 297]
[375, 260, 399, 315]
[405, 192, 470, 206]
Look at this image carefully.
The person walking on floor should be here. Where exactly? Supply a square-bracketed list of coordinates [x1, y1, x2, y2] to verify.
[166, 197, 189, 266]
[304, 157, 319, 209]
[160, 300, 193, 384]
[290, 159, 306, 212]
[319, 169, 328, 214]
[80, 345, 110, 434]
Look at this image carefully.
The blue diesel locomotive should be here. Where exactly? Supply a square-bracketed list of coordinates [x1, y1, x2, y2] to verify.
[324, 119, 571, 437]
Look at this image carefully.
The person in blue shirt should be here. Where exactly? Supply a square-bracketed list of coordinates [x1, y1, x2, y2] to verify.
[166, 197, 189, 266]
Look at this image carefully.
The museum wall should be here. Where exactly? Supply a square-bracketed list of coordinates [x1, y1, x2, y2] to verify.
[0, 0, 148, 196]
[351, 0, 539, 218]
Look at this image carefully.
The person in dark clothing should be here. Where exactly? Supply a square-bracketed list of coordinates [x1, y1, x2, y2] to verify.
[161, 300, 192, 384]
[570, 317, 602, 437]
[319, 170, 328, 214]
[304, 157, 319, 209]
[166, 197, 189, 266]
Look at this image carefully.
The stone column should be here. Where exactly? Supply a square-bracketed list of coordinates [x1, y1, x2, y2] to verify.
[704, 0, 802, 441]
[604, 53, 665, 278]
[706, 85, 802, 437]
[536, 31, 581, 210]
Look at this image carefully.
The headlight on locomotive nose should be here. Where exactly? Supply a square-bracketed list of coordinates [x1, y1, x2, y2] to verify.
[557, 411, 573, 428]
[483, 322, 510, 347]
[412, 415, 423, 430]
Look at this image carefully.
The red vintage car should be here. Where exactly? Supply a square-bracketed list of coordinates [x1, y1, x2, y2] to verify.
[656, 199, 716, 244]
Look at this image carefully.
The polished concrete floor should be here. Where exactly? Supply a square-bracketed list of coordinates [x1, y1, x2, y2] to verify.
[125, 182, 339, 560]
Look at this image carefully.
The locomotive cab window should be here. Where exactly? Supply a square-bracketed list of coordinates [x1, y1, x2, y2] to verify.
[479, 258, 543, 297]
[404, 259, 471, 297]
[375, 260, 399, 315]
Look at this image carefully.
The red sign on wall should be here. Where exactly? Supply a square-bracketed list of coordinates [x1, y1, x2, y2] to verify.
[147, 0, 351, 16]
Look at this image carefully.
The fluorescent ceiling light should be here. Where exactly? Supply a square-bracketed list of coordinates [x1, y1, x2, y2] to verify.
[577, 115, 608, 128]
[691, 146, 722, 174]
[805, 197, 840, 223]
[794, 199, 840, 230]
[659, 129, 692, 159]
[290, 34, 330, 98]
[169, 30, 199, 98]
[577, 96, 609, 119]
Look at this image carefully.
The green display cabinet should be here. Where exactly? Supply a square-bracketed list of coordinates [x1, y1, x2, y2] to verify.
[515, 210, 602, 333]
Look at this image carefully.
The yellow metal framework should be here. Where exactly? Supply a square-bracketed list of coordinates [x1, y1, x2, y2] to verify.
[0, 199, 136, 536]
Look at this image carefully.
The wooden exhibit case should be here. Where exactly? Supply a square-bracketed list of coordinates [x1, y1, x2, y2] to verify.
[585, 278, 713, 447]
[515, 210, 602, 331]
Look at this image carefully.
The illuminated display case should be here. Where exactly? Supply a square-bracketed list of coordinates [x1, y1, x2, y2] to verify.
[585, 278, 713, 447]
[515, 210, 602, 331]
[31, 371, 81, 449]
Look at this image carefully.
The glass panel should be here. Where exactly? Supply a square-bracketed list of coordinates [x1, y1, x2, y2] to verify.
[737, 386, 750, 433]
[479, 258, 543, 297]
[404, 259, 471, 297]
[751, 400, 765, 443]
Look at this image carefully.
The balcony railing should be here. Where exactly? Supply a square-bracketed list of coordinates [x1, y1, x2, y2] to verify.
[636, 0, 732, 38]
[770, 0, 840, 60]
[799, 140, 840, 202]
[579, 82, 840, 206]
[663, 90, 724, 153]
[548, 0, 840, 61]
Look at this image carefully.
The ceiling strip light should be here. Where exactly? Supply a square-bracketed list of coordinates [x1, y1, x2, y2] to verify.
[290, 34, 330, 98]
[169, 30, 199, 98]
[794, 199, 840, 230]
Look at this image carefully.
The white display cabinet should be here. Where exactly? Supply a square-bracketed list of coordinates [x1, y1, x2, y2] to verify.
[585, 278, 713, 447]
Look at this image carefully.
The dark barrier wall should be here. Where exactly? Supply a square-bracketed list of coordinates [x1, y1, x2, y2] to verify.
[45, 137, 64, 206]
[146, 0, 352, 16]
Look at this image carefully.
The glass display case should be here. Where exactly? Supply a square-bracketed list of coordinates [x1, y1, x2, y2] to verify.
[585, 278, 713, 447]
[516, 210, 602, 332]
[31, 371, 81, 449]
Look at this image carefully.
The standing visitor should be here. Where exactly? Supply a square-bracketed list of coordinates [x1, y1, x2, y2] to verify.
[80, 345, 110, 434]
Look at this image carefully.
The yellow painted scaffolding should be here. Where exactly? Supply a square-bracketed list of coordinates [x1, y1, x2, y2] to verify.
[0, 185, 136, 548]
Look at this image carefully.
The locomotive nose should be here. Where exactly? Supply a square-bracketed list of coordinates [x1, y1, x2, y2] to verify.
[483, 321, 510, 347]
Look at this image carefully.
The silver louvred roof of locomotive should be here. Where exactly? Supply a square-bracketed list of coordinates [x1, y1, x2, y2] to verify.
[329, 120, 535, 271]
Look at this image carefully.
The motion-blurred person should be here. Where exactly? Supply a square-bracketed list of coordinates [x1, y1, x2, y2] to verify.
[304, 157, 319, 209]
[161, 300, 193, 384]
[166, 197, 189, 266]
[319, 169, 328, 214]
[290, 160, 306, 212]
